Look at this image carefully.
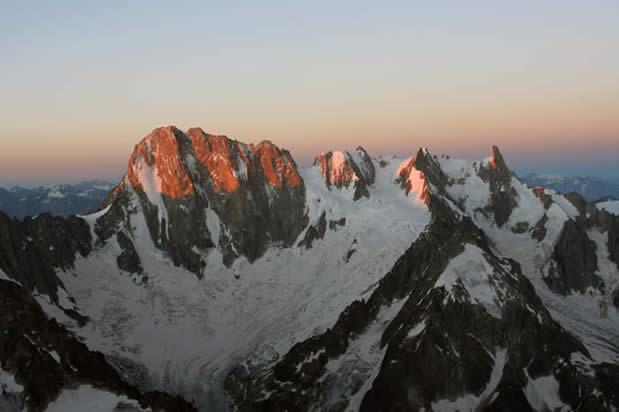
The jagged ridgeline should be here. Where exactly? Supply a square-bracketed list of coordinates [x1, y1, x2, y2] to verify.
[1, 126, 618, 411]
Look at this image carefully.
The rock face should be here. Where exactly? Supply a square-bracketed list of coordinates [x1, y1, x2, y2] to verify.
[0, 211, 91, 301]
[99, 126, 308, 271]
[314, 147, 376, 200]
[545, 220, 601, 294]
[479, 146, 518, 227]
[298, 212, 327, 249]
[394, 149, 433, 205]
[116, 231, 144, 275]
[0, 279, 196, 412]
[609, 215, 619, 265]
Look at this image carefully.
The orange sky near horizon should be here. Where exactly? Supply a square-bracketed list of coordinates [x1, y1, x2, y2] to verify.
[1, 2, 618, 184]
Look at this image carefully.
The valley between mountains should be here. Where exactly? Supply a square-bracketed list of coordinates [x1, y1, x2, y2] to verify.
[1, 126, 619, 411]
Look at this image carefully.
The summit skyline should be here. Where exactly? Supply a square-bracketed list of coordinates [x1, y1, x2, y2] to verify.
[1, 1, 619, 185]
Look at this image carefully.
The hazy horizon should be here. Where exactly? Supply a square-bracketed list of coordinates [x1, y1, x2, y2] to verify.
[2, 2, 618, 184]
[1, 131, 618, 189]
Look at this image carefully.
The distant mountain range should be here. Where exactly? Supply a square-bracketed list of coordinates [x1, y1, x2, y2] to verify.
[2, 173, 617, 221]
[519, 173, 619, 201]
[0, 181, 114, 219]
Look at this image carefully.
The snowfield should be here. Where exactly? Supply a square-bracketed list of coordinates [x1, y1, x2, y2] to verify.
[51, 156, 430, 411]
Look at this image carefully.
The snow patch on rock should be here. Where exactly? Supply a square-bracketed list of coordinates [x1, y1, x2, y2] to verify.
[598, 200, 619, 215]
[435, 244, 503, 318]
[45, 385, 150, 412]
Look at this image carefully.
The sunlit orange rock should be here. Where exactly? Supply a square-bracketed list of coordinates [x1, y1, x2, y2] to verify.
[534, 187, 546, 196]
[127, 126, 194, 198]
[188, 128, 244, 193]
[396, 154, 430, 205]
[315, 151, 358, 186]
[490, 145, 505, 170]
[250, 141, 302, 188]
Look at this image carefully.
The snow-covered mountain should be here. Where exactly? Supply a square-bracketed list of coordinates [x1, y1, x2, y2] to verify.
[0, 181, 114, 219]
[520, 173, 619, 202]
[1, 126, 619, 411]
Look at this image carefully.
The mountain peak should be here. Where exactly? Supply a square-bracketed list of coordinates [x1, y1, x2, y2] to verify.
[127, 125, 194, 198]
[478, 145, 517, 227]
[396, 152, 430, 205]
[314, 147, 375, 200]
[188, 127, 246, 193]
[490, 145, 507, 171]
[249, 140, 303, 188]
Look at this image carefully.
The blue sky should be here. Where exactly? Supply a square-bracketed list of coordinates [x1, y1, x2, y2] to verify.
[1, 1, 618, 185]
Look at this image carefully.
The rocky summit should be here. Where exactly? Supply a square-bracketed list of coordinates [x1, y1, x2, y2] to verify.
[1, 126, 619, 411]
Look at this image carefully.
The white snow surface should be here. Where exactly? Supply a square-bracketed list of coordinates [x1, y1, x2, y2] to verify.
[0, 362, 23, 412]
[396, 157, 428, 205]
[130, 155, 169, 238]
[598, 200, 619, 215]
[45, 385, 149, 412]
[0, 362, 23, 393]
[55, 157, 429, 410]
[524, 373, 568, 411]
[435, 244, 504, 319]
[0, 268, 21, 286]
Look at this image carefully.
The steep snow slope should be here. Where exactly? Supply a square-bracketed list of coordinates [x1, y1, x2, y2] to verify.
[50, 156, 429, 410]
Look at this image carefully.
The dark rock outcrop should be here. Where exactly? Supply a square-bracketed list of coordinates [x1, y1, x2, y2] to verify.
[298, 212, 327, 249]
[394, 148, 450, 207]
[478, 146, 518, 227]
[329, 217, 346, 231]
[116, 231, 143, 275]
[531, 213, 549, 241]
[0, 280, 196, 412]
[96, 126, 309, 273]
[531, 186, 553, 209]
[545, 219, 602, 295]
[0, 211, 91, 301]
[608, 214, 619, 265]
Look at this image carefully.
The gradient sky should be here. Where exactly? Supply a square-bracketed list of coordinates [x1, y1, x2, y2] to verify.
[1, 1, 619, 186]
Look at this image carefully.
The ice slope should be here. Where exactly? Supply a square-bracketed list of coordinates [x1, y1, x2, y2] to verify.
[51, 156, 429, 410]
